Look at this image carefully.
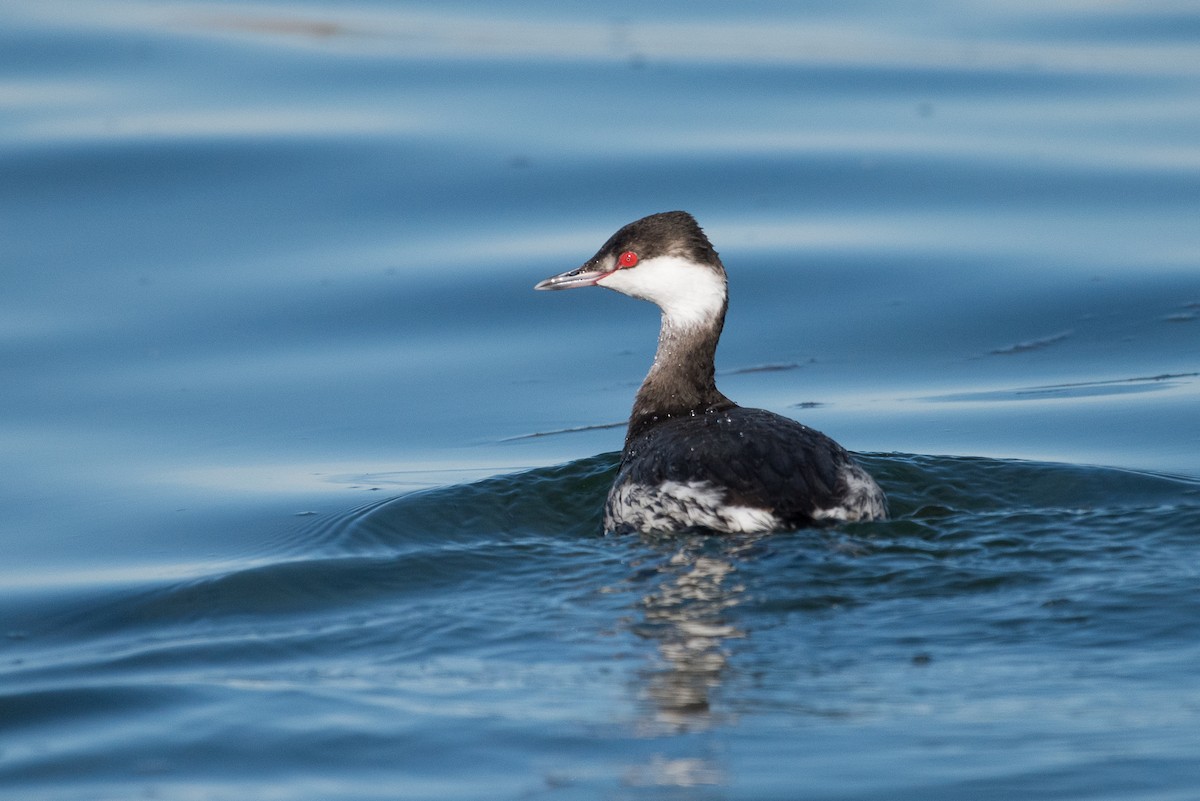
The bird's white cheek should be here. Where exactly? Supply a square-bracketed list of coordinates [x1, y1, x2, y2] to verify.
[599, 255, 726, 329]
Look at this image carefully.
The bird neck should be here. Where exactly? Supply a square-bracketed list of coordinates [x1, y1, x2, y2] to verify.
[626, 306, 734, 445]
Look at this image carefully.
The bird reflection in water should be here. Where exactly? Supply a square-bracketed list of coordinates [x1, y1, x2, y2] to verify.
[616, 534, 769, 790]
[626, 534, 768, 736]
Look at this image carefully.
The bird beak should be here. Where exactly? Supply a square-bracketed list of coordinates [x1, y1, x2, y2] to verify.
[533, 261, 613, 291]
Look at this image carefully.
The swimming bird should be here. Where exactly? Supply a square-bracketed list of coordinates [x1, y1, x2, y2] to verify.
[535, 211, 886, 534]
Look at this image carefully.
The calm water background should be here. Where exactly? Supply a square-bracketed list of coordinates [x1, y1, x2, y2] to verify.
[2, 1, 1200, 799]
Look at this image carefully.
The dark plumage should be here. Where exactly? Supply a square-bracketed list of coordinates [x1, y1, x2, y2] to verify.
[609, 407, 883, 533]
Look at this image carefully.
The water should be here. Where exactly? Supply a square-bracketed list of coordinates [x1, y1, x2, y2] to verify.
[2, 1, 1199, 798]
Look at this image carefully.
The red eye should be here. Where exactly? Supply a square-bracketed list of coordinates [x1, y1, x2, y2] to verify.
[618, 251, 639, 268]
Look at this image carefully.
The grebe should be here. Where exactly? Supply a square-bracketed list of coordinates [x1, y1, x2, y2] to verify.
[535, 211, 886, 534]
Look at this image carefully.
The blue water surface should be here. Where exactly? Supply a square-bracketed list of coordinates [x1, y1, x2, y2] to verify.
[2, 1, 1199, 799]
